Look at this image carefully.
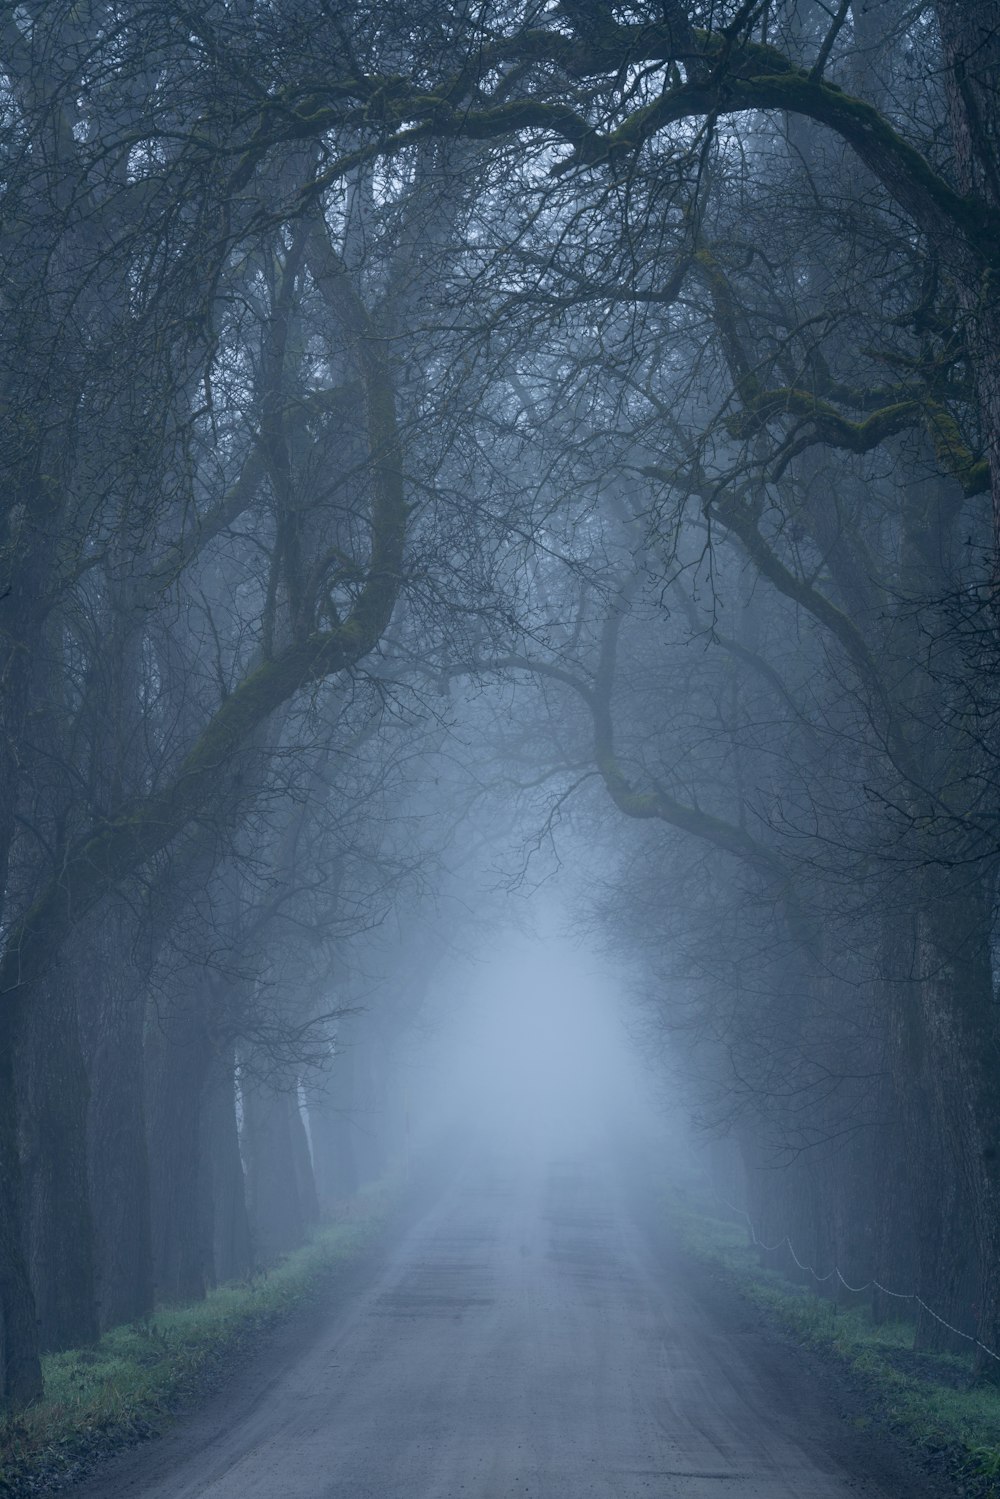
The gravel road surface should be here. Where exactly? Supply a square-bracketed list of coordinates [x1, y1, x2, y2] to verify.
[72, 1147, 936, 1499]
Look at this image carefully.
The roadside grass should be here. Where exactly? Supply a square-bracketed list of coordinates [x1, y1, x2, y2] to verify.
[0, 1179, 395, 1497]
[670, 1194, 1000, 1498]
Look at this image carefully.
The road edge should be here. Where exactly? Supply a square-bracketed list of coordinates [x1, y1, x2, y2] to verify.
[0, 1178, 404, 1498]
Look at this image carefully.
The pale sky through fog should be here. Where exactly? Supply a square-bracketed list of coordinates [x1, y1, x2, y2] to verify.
[406, 902, 660, 1161]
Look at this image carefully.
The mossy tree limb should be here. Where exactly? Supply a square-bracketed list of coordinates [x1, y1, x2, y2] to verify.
[269, 18, 997, 542]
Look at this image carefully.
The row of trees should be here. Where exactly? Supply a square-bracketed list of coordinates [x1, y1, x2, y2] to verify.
[475, 4, 1000, 1367]
[2, 0, 998, 1405]
[0, 0, 497, 1404]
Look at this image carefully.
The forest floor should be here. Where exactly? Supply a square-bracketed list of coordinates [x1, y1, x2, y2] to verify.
[0, 1176, 399, 1498]
[671, 1192, 1000, 1498]
[45, 1139, 948, 1499]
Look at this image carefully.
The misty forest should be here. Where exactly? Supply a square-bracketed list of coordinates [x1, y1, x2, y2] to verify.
[0, 1, 999, 1495]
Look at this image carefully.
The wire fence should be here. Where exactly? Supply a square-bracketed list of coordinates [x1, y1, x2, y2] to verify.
[713, 1192, 1000, 1365]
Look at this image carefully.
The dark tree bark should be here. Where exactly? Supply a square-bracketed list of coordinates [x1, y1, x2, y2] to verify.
[934, 0, 1000, 560]
[0, 279, 73, 1409]
[203, 1051, 252, 1286]
[17, 961, 98, 1352]
[145, 981, 213, 1303]
[914, 873, 1000, 1371]
[0, 1009, 43, 1406]
[82, 935, 154, 1332]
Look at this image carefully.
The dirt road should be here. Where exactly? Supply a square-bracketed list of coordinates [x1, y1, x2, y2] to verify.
[73, 1147, 934, 1498]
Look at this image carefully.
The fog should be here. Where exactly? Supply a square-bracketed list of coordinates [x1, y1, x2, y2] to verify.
[5, 1, 1000, 1461]
[402, 901, 666, 1171]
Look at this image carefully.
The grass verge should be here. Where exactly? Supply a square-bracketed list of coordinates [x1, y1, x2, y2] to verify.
[0, 1179, 395, 1497]
[670, 1194, 1000, 1498]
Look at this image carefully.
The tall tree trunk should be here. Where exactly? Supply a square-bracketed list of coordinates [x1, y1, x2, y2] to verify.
[869, 1059, 918, 1326]
[934, 0, 1000, 560]
[203, 1051, 251, 1285]
[18, 960, 98, 1352]
[915, 870, 1000, 1372]
[0, 406, 68, 1405]
[0, 1005, 43, 1407]
[876, 907, 980, 1349]
[145, 982, 212, 1303]
[82, 930, 154, 1331]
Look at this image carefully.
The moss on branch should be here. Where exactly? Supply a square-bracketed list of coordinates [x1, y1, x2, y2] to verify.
[283, 20, 1000, 284]
[727, 388, 920, 447]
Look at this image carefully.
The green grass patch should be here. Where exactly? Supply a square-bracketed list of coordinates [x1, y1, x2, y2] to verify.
[669, 1193, 1000, 1497]
[0, 1180, 395, 1497]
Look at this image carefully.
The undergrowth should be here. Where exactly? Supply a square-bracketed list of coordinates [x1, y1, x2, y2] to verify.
[671, 1195, 1000, 1498]
[0, 1180, 394, 1497]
